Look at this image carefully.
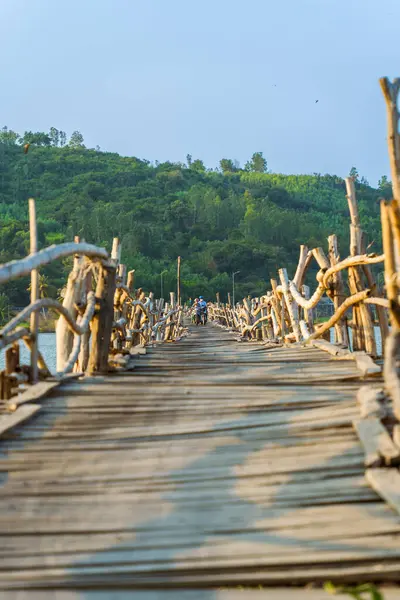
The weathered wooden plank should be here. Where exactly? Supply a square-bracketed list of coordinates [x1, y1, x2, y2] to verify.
[353, 418, 400, 466]
[6, 374, 82, 411]
[366, 468, 400, 516]
[0, 404, 41, 436]
[0, 323, 396, 591]
[356, 385, 386, 418]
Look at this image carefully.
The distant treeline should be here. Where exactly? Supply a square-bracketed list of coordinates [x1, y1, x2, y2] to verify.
[0, 125, 392, 310]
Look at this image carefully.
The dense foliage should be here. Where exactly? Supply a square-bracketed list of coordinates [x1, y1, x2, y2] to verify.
[0, 126, 392, 307]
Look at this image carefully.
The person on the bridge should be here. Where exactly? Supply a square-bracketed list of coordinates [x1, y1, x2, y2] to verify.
[192, 298, 199, 323]
[198, 296, 207, 310]
[197, 296, 208, 323]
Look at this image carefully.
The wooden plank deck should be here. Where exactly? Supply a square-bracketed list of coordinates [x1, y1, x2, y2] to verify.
[0, 324, 400, 595]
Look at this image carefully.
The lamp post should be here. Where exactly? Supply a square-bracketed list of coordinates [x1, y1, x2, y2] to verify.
[232, 270, 240, 307]
[160, 270, 168, 299]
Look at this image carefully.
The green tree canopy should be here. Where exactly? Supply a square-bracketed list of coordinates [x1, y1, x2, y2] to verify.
[245, 152, 267, 173]
[68, 130, 85, 148]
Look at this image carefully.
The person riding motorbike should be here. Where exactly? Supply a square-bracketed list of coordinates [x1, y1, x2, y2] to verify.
[197, 296, 208, 324]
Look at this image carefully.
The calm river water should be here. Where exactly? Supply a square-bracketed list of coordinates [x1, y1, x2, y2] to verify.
[0, 333, 57, 374]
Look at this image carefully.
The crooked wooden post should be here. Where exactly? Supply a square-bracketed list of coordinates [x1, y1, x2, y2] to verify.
[56, 236, 81, 372]
[278, 268, 301, 341]
[293, 245, 310, 289]
[381, 200, 400, 416]
[77, 264, 93, 373]
[270, 278, 283, 335]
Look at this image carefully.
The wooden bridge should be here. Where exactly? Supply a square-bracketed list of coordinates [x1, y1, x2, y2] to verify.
[1, 78, 400, 598]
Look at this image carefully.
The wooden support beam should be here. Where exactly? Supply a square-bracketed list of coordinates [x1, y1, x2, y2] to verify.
[328, 234, 349, 347]
[177, 256, 181, 307]
[29, 198, 39, 384]
[87, 265, 116, 374]
[278, 268, 301, 342]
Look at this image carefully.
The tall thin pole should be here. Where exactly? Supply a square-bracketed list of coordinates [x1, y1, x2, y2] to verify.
[29, 198, 39, 383]
[160, 270, 167, 300]
[177, 256, 181, 306]
[232, 270, 239, 307]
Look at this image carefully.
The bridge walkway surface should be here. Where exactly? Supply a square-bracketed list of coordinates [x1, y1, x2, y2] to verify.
[0, 324, 400, 598]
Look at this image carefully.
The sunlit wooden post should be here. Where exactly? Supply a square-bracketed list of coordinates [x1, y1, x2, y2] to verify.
[127, 270, 135, 292]
[87, 264, 116, 374]
[376, 77, 400, 414]
[278, 268, 301, 342]
[117, 264, 127, 286]
[111, 237, 121, 265]
[345, 178, 376, 355]
[56, 235, 81, 372]
[328, 234, 349, 346]
[29, 199, 39, 383]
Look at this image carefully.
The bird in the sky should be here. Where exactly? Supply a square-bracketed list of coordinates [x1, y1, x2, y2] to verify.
[23, 143, 30, 154]
[315, 100, 319, 103]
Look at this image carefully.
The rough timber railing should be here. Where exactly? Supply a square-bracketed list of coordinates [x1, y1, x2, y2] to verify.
[209, 185, 388, 357]
[209, 78, 400, 484]
[0, 209, 185, 407]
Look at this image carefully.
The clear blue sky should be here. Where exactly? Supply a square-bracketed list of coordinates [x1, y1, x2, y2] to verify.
[1, 0, 399, 185]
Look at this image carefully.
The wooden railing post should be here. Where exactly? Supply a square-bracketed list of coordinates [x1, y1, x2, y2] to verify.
[345, 178, 377, 355]
[270, 278, 282, 336]
[302, 285, 314, 332]
[379, 77, 400, 413]
[87, 264, 116, 374]
[111, 237, 121, 264]
[127, 270, 135, 293]
[28, 199, 39, 383]
[56, 236, 81, 372]
[328, 234, 349, 347]
[278, 268, 301, 342]
[177, 256, 181, 307]
[77, 265, 93, 373]
[117, 264, 127, 286]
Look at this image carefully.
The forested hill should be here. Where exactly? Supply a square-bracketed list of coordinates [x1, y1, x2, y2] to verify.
[0, 127, 392, 306]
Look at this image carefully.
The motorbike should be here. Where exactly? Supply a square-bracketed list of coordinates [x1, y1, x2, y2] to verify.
[195, 308, 207, 326]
